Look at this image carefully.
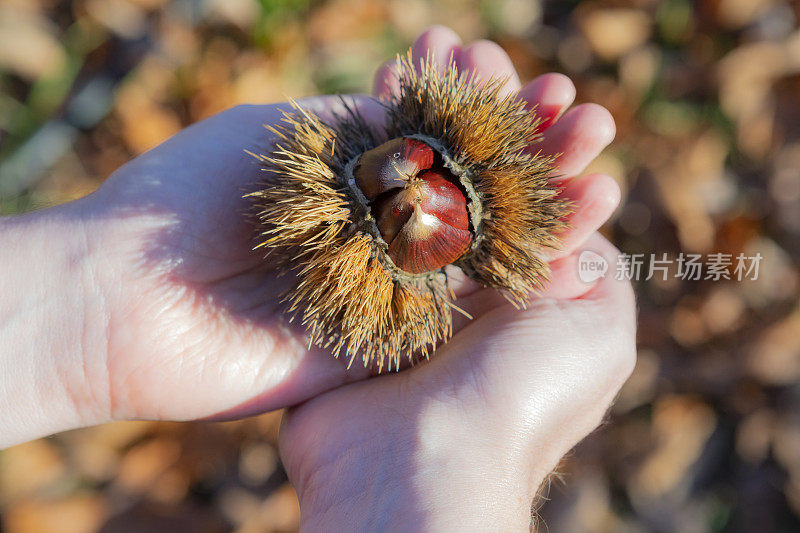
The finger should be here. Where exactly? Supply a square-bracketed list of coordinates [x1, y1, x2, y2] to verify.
[411, 25, 463, 73]
[374, 26, 463, 99]
[577, 233, 636, 308]
[539, 232, 634, 308]
[449, 172, 620, 316]
[516, 73, 576, 133]
[534, 103, 616, 181]
[545, 173, 620, 261]
[450, 252, 593, 332]
[373, 59, 401, 100]
[541, 251, 599, 299]
[450, 172, 620, 306]
[456, 40, 522, 97]
[536, 232, 631, 304]
[450, 231, 610, 328]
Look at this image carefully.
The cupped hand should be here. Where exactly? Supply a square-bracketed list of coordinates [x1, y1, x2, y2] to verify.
[70, 26, 624, 433]
[278, 27, 635, 531]
[279, 235, 635, 531]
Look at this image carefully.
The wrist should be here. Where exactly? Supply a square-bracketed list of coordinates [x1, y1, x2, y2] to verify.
[0, 197, 111, 447]
[283, 398, 536, 532]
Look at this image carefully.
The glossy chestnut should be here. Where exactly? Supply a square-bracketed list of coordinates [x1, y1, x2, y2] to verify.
[354, 138, 471, 274]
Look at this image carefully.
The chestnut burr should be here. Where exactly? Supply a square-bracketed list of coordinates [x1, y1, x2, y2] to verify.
[249, 51, 569, 370]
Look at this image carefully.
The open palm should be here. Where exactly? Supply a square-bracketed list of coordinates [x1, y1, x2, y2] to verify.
[77, 26, 630, 442]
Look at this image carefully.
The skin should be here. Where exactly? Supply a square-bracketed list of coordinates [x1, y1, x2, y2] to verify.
[0, 26, 635, 531]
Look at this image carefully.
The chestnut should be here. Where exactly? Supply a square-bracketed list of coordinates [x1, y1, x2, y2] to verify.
[354, 137, 434, 200]
[354, 138, 471, 274]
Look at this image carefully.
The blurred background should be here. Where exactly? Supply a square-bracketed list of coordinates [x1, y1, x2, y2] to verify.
[1, 0, 799, 531]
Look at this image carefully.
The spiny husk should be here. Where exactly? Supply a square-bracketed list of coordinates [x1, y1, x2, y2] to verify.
[248, 51, 570, 371]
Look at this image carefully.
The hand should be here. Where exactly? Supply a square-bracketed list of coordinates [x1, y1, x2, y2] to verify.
[1, 97, 382, 446]
[278, 27, 636, 531]
[0, 26, 627, 452]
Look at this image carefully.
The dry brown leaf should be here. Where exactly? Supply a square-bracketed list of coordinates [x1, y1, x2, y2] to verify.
[0, 439, 65, 504]
[3, 495, 107, 533]
[575, 7, 652, 61]
[632, 396, 716, 500]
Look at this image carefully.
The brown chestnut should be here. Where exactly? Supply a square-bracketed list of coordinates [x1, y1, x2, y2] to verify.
[354, 138, 471, 274]
[354, 137, 435, 200]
